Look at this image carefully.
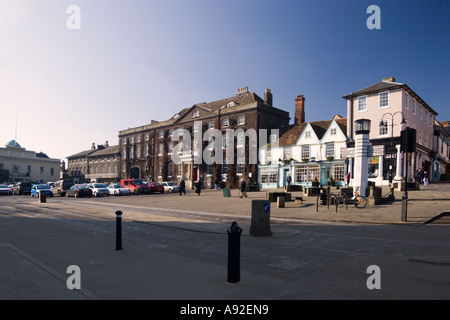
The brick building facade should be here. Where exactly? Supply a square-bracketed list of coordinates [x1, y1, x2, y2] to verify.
[118, 87, 290, 189]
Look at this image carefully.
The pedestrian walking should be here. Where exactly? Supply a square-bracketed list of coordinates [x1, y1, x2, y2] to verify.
[286, 174, 292, 186]
[215, 178, 220, 191]
[418, 168, 424, 184]
[346, 171, 350, 186]
[423, 170, 429, 186]
[195, 178, 203, 195]
[239, 179, 247, 198]
[178, 179, 186, 196]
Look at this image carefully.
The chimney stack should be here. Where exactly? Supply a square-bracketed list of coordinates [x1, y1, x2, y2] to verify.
[264, 88, 273, 107]
[382, 77, 396, 82]
[237, 86, 249, 94]
[295, 95, 306, 125]
[104, 140, 109, 147]
[91, 143, 96, 150]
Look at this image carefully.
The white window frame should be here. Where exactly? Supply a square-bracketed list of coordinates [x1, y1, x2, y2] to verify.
[283, 147, 292, 160]
[358, 96, 367, 112]
[379, 91, 389, 108]
[222, 119, 229, 128]
[404, 92, 409, 110]
[192, 110, 200, 118]
[379, 119, 389, 137]
[301, 145, 310, 159]
[237, 115, 245, 125]
[325, 143, 335, 158]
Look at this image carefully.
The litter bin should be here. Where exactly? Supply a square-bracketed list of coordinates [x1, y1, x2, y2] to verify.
[222, 187, 231, 197]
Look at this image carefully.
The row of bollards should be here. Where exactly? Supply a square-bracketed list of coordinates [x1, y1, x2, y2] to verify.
[113, 200, 271, 284]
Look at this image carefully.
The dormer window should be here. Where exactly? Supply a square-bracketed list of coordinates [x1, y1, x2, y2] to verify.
[227, 102, 235, 108]
[192, 110, 200, 118]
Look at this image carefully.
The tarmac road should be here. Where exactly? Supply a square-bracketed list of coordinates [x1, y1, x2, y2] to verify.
[0, 184, 449, 301]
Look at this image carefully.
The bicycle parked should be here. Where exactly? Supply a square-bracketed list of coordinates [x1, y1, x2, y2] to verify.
[351, 187, 367, 208]
[328, 187, 367, 209]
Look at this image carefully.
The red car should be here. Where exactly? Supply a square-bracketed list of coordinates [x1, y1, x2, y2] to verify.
[148, 182, 164, 194]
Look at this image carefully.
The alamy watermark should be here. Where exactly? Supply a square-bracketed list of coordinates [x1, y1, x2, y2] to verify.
[164, 123, 279, 166]
[66, 5, 81, 30]
[366, 265, 381, 290]
[66, 265, 81, 290]
[366, 5, 381, 30]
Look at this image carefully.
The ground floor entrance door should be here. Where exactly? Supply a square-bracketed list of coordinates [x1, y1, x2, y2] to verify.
[130, 167, 140, 179]
[320, 163, 331, 186]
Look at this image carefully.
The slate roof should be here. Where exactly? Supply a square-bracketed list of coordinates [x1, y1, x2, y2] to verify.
[267, 116, 347, 147]
[89, 145, 120, 157]
[343, 80, 405, 98]
[67, 149, 96, 159]
[119, 90, 275, 135]
[343, 79, 438, 116]
[67, 145, 120, 159]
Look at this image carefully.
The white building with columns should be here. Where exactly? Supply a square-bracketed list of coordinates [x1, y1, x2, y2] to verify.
[343, 77, 438, 186]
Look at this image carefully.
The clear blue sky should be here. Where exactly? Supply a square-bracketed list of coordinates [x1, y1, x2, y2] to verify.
[1, 0, 448, 162]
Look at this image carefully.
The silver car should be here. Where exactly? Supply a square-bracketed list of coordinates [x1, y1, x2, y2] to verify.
[161, 182, 179, 193]
[87, 183, 110, 197]
[107, 183, 131, 196]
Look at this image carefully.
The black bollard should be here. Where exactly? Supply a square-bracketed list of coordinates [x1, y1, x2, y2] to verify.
[401, 197, 408, 222]
[115, 210, 123, 250]
[227, 221, 242, 283]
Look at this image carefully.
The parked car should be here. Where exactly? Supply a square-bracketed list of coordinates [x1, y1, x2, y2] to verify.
[66, 184, 93, 198]
[87, 183, 110, 197]
[51, 179, 74, 197]
[107, 183, 131, 196]
[161, 182, 179, 193]
[13, 182, 32, 195]
[0, 184, 12, 195]
[148, 182, 164, 194]
[31, 184, 54, 197]
[120, 179, 151, 194]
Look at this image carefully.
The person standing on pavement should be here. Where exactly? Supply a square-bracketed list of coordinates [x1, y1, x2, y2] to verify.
[178, 179, 186, 196]
[418, 168, 424, 184]
[195, 178, 203, 195]
[239, 179, 248, 198]
[346, 171, 350, 186]
[215, 177, 220, 191]
[286, 174, 292, 186]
